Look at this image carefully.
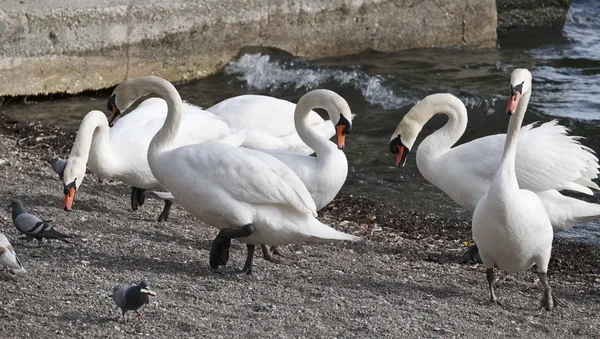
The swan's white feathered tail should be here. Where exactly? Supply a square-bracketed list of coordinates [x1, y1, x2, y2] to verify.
[519, 120, 600, 195]
[304, 217, 360, 243]
[153, 191, 175, 201]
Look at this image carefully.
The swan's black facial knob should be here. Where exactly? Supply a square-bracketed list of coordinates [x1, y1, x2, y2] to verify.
[63, 179, 77, 211]
[389, 135, 409, 168]
[107, 94, 121, 127]
[509, 82, 524, 97]
[506, 81, 524, 115]
[335, 115, 352, 150]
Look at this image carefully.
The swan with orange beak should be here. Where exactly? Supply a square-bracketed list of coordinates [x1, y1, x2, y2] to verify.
[250, 89, 354, 261]
[335, 114, 352, 149]
[62, 155, 87, 211]
[107, 93, 121, 127]
[506, 80, 524, 115]
[388, 106, 420, 168]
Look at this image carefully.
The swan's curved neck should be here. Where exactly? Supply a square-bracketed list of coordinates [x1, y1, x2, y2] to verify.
[71, 111, 113, 172]
[499, 90, 531, 177]
[295, 93, 337, 156]
[416, 98, 468, 157]
[143, 80, 183, 153]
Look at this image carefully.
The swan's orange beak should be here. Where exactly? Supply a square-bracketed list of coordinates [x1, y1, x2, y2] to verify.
[389, 136, 409, 168]
[395, 145, 406, 168]
[336, 125, 346, 149]
[63, 187, 75, 211]
[108, 104, 120, 127]
[506, 91, 521, 116]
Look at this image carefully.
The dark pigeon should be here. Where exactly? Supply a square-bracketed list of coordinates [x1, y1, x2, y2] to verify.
[112, 279, 157, 323]
[49, 158, 67, 179]
[10, 200, 71, 243]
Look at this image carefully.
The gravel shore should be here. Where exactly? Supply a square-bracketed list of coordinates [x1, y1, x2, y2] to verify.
[0, 116, 599, 338]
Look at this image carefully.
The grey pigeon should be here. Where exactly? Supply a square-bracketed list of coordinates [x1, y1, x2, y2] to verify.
[10, 200, 71, 243]
[0, 232, 25, 274]
[112, 279, 156, 323]
[49, 158, 67, 179]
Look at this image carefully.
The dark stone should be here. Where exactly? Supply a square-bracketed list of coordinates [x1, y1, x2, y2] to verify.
[497, 0, 573, 33]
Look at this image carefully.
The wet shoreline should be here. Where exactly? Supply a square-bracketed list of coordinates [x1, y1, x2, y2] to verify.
[0, 112, 599, 337]
[1, 112, 598, 281]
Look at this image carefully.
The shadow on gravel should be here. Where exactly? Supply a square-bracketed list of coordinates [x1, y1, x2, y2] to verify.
[4, 192, 112, 214]
[61, 197, 113, 214]
[19, 171, 58, 184]
[555, 286, 600, 304]
[86, 250, 213, 277]
[0, 273, 16, 282]
[57, 311, 116, 325]
[310, 273, 465, 299]
[98, 225, 209, 250]
[340, 240, 411, 257]
[0, 194, 47, 210]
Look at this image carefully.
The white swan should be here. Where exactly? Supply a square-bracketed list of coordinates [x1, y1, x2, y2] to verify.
[472, 68, 562, 310]
[110, 94, 337, 156]
[61, 98, 245, 220]
[389, 70, 600, 241]
[108, 75, 359, 274]
[206, 94, 336, 155]
[262, 90, 352, 209]
[153, 90, 353, 209]
[256, 89, 353, 260]
[98, 94, 338, 219]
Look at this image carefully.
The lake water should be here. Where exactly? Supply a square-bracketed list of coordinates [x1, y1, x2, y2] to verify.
[3, 0, 600, 243]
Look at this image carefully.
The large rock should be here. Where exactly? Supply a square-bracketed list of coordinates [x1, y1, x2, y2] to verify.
[0, 0, 497, 96]
[497, 0, 573, 33]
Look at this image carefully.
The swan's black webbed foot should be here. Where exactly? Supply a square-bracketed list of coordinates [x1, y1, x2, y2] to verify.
[137, 188, 146, 207]
[486, 268, 504, 307]
[130, 187, 147, 211]
[241, 244, 255, 274]
[261, 244, 274, 260]
[209, 236, 232, 270]
[131, 187, 139, 211]
[211, 266, 241, 275]
[261, 244, 284, 264]
[271, 246, 286, 257]
[130, 187, 138, 210]
[209, 224, 254, 274]
[157, 200, 172, 222]
[538, 272, 566, 311]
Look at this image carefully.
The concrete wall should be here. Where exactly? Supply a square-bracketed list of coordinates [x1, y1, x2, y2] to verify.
[0, 0, 498, 96]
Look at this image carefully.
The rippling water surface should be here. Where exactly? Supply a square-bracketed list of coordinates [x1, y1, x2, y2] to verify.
[3, 0, 600, 242]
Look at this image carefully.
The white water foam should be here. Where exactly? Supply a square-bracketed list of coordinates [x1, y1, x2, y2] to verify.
[225, 53, 502, 115]
[461, 95, 501, 115]
[224, 53, 412, 110]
